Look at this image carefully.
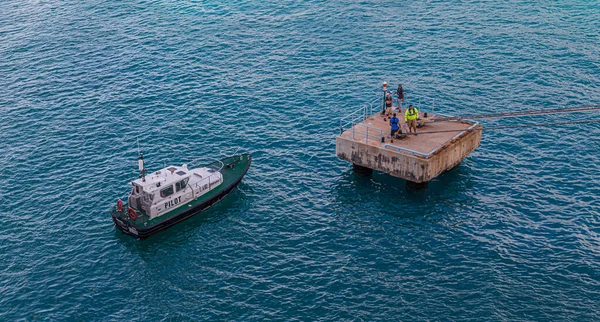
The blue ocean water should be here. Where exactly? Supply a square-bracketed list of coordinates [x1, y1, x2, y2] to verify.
[1, 0, 600, 320]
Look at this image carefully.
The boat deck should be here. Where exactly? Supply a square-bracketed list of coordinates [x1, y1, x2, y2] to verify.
[112, 154, 251, 228]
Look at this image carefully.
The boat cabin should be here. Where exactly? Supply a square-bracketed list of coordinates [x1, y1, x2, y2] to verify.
[127, 164, 223, 220]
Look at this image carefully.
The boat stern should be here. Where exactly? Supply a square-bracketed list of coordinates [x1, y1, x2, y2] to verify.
[111, 209, 143, 239]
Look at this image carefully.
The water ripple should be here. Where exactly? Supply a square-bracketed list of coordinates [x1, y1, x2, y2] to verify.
[1, 0, 600, 321]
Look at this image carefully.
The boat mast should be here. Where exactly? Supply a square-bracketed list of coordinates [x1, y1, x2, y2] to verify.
[137, 138, 146, 182]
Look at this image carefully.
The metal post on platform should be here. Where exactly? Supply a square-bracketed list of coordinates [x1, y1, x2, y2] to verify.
[366, 127, 369, 144]
[382, 81, 387, 113]
[432, 99, 435, 115]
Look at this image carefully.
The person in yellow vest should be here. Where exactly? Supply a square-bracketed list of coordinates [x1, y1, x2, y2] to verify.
[405, 104, 419, 134]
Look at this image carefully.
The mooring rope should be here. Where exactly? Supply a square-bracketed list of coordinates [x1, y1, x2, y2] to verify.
[432, 104, 600, 121]
[403, 119, 600, 135]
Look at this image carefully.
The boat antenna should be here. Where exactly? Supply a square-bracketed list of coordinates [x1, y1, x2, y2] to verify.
[137, 137, 146, 182]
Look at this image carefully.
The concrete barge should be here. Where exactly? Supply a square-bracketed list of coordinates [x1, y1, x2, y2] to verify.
[336, 89, 482, 186]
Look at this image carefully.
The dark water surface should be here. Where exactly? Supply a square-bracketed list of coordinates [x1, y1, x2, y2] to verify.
[1, 1, 600, 320]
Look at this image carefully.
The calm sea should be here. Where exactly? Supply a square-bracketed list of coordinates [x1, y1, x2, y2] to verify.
[1, 0, 599, 320]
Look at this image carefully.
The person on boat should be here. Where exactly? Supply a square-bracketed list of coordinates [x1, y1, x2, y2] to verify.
[389, 113, 400, 137]
[397, 84, 404, 109]
[385, 92, 393, 116]
[405, 104, 419, 134]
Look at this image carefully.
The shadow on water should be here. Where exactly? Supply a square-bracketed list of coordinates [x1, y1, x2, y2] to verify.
[330, 162, 475, 223]
[113, 182, 253, 256]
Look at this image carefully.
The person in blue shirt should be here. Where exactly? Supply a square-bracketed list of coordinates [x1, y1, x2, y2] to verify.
[389, 113, 400, 137]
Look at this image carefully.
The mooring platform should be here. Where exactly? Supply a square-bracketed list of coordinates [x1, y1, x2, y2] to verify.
[336, 99, 482, 184]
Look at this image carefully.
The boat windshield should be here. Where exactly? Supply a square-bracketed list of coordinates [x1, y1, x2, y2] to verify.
[175, 178, 189, 192]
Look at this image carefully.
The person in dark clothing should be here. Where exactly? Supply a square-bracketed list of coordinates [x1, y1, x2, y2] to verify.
[397, 84, 404, 108]
[385, 92, 393, 116]
[389, 113, 400, 137]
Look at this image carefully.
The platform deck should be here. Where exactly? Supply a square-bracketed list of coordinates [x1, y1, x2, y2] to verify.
[339, 107, 473, 154]
[336, 106, 482, 183]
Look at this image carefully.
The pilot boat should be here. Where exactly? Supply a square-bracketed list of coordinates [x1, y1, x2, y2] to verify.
[111, 150, 251, 239]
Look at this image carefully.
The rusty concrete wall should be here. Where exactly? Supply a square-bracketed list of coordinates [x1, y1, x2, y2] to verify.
[335, 127, 482, 183]
[426, 128, 482, 179]
[336, 136, 429, 182]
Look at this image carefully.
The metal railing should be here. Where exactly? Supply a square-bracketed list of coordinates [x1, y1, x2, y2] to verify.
[220, 146, 242, 158]
[384, 118, 480, 159]
[340, 105, 369, 133]
[343, 90, 438, 123]
[394, 93, 435, 114]
[366, 96, 384, 116]
[339, 102, 384, 145]
[383, 144, 432, 158]
[450, 119, 480, 142]
[370, 89, 436, 118]
[192, 159, 225, 195]
[338, 88, 488, 160]
[339, 90, 444, 151]
[353, 124, 383, 144]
